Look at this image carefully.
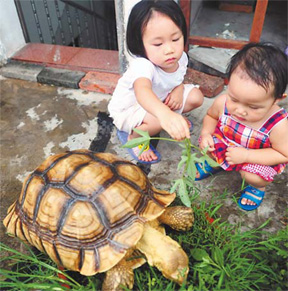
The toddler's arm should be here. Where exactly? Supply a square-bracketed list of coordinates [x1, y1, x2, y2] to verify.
[164, 84, 184, 111]
[134, 78, 190, 140]
[199, 95, 224, 151]
[226, 117, 288, 165]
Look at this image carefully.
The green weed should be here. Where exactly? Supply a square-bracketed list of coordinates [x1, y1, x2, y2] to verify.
[1, 202, 287, 290]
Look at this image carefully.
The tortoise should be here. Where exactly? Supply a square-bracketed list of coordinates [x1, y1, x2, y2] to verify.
[3, 149, 194, 290]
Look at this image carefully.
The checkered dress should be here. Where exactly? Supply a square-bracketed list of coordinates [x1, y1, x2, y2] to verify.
[212, 105, 288, 181]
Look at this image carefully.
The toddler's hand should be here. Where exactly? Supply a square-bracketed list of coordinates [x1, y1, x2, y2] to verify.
[199, 134, 215, 152]
[225, 147, 249, 165]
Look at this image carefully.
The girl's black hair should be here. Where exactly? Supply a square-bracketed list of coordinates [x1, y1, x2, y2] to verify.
[126, 0, 187, 58]
[227, 42, 288, 99]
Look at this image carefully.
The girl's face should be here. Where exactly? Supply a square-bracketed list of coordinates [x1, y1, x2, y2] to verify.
[226, 69, 277, 125]
[142, 11, 184, 73]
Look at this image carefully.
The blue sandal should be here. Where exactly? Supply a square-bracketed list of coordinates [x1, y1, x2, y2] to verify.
[195, 161, 222, 181]
[238, 185, 265, 211]
[117, 130, 161, 164]
[186, 117, 193, 135]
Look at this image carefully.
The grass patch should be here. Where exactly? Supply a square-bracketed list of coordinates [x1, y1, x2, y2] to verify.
[175, 202, 288, 291]
[1, 197, 287, 291]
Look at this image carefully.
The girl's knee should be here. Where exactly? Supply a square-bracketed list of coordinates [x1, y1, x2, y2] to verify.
[184, 88, 204, 111]
[192, 88, 204, 106]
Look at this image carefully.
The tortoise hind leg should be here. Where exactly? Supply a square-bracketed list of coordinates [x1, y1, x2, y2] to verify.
[102, 259, 134, 291]
[158, 206, 194, 231]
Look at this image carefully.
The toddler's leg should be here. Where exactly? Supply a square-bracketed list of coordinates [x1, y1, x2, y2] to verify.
[239, 171, 270, 206]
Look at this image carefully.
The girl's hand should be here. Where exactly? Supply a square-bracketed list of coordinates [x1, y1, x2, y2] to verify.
[225, 147, 249, 165]
[199, 134, 215, 151]
[159, 111, 190, 141]
[164, 84, 184, 111]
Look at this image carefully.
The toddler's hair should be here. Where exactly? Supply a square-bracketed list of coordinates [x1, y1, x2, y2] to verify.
[126, 0, 187, 58]
[227, 42, 287, 99]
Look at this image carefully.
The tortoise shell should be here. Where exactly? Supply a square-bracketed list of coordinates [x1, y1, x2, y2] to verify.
[3, 149, 175, 275]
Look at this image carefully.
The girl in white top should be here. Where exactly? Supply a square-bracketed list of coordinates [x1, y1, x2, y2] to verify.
[108, 0, 203, 163]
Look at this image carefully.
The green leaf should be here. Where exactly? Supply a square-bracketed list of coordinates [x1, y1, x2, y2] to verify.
[191, 249, 210, 261]
[184, 176, 195, 188]
[122, 136, 150, 148]
[177, 155, 188, 171]
[187, 159, 197, 179]
[205, 155, 220, 168]
[132, 128, 151, 138]
[201, 146, 209, 154]
[193, 155, 206, 165]
[217, 270, 225, 289]
[170, 179, 181, 194]
[212, 246, 224, 267]
[178, 179, 191, 207]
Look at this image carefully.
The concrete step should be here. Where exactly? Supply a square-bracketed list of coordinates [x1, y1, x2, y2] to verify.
[188, 46, 238, 75]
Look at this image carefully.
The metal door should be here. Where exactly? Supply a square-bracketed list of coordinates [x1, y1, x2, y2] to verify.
[14, 0, 118, 50]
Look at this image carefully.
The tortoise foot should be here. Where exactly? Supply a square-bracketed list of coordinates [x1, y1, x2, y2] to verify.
[159, 206, 194, 231]
[102, 261, 134, 291]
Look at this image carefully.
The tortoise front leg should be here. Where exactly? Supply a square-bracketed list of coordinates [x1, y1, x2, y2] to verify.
[158, 206, 194, 231]
[102, 259, 134, 291]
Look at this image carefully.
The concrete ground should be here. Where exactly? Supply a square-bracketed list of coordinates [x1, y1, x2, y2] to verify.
[1, 75, 287, 256]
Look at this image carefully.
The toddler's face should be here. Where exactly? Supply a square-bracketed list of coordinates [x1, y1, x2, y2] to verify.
[142, 11, 184, 73]
[226, 69, 277, 125]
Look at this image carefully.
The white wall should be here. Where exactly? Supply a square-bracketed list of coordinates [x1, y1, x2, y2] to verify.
[0, 0, 26, 65]
[115, 0, 139, 73]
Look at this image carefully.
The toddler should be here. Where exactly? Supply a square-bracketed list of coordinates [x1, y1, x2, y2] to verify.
[197, 42, 288, 211]
[108, 0, 203, 163]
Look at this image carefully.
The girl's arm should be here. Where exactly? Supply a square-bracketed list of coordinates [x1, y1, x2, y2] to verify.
[134, 77, 190, 140]
[226, 118, 288, 165]
[199, 95, 225, 151]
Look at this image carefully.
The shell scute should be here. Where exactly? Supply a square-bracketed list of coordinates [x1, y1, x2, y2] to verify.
[109, 220, 144, 249]
[95, 242, 129, 274]
[97, 181, 142, 226]
[21, 176, 45, 220]
[35, 152, 67, 173]
[116, 163, 148, 190]
[61, 201, 105, 242]
[35, 188, 70, 235]
[29, 230, 46, 253]
[46, 153, 92, 183]
[42, 240, 61, 265]
[92, 152, 125, 163]
[52, 243, 82, 272]
[67, 162, 114, 197]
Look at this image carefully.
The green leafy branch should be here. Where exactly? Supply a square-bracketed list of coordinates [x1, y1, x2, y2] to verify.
[122, 129, 219, 207]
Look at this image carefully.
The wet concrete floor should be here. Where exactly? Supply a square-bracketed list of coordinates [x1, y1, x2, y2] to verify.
[0, 76, 287, 257]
